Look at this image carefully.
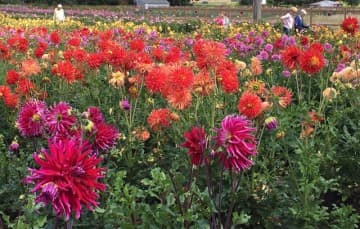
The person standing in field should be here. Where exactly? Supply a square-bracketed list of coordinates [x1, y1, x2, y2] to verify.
[223, 12, 230, 29]
[54, 4, 65, 23]
[280, 7, 297, 36]
[295, 9, 310, 33]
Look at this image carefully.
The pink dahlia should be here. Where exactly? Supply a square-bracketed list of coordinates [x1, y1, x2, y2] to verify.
[46, 102, 77, 137]
[25, 139, 106, 220]
[215, 115, 258, 172]
[181, 126, 207, 166]
[85, 106, 104, 124]
[17, 100, 47, 137]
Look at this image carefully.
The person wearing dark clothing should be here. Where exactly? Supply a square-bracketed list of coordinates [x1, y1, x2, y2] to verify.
[295, 9, 309, 33]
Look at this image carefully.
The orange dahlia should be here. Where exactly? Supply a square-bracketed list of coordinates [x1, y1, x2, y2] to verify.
[281, 46, 301, 70]
[299, 49, 324, 74]
[271, 86, 292, 108]
[147, 108, 172, 131]
[237, 92, 263, 119]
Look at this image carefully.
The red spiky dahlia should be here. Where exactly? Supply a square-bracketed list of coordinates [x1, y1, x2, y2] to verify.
[25, 139, 106, 220]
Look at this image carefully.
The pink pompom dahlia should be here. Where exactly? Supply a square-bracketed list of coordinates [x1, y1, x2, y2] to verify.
[25, 139, 106, 220]
[215, 115, 258, 172]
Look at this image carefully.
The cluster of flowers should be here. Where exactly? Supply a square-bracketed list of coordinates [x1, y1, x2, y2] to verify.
[17, 100, 119, 220]
[181, 115, 258, 172]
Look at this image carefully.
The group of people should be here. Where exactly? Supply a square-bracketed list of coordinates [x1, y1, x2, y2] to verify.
[281, 7, 309, 35]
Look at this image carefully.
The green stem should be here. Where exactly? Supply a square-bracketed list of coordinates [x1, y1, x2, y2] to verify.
[295, 72, 302, 104]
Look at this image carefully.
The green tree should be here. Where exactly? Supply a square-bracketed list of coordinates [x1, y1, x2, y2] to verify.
[345, 0, 360, 5]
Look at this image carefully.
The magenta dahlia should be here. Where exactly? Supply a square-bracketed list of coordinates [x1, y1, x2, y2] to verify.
[24, 139, 106, 220]
[85, 106, 104, 124]
[214, 115, 258, 172]
[92, 123, 119, 152]
[180, 126, 207, 166]
[46, 102, 77, 137]
[17, 100, 47, 137]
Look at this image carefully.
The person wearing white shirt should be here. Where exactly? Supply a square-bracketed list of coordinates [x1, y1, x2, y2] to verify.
[54, 4, 65, 22]
[280, 7, 297, 36]
[223, 14, 230, 29]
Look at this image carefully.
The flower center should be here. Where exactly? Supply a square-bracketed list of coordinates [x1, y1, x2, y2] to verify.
[72, 166, 85, 176]
[310, 56, 319, 66]
[32, 113, 40, 122]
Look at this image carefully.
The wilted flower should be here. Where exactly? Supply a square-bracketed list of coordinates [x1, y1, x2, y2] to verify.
[109, 71, 126, 87]
[322, 87, 338, 101]
[132, 127, 150, 141]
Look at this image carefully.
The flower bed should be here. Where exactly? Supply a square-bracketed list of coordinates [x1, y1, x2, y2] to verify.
[0, 13, 359, 228]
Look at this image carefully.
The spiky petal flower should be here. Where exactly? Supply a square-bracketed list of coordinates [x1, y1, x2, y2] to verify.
[299, 49, 325, 74]
[215, 115, 258, 172]
[46, 102, 77, 137]
[25, 139, 106, 220]
[17, 100, 47, 137]
[92, 123, 120, 152]
[147, 108, 172, 131]
[237, 92, 263, 119]
[281, 46, 301, 70]
[85, 106, 104, 124]
[341, 17, 359, 35]
[181, 127, 207, 166]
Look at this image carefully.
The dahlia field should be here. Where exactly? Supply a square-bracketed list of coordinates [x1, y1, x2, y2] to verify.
[0, 10, 359, 228]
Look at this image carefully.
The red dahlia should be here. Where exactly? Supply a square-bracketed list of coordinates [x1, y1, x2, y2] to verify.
[25, 139, 106, 220]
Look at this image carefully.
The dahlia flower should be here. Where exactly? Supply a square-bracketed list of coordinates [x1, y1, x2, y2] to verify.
[181, 126, 207, 166]
[237, 92, 263, 119]
[46, 102, 77, 137]
[17, 100, 47, 137]
[341, 17, 359, 35]
[215, 115, 258, 172]
[25, 139, 106, 220]
[92, 122, 120, 152]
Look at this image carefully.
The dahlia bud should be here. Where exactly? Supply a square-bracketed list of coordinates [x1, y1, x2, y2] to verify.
[282, 70, 291, 78]
[276, 130, 285, 139]
[119, 99, 131, 111]
[264, 117, 278, 130]
[170, 112, 180, 122]
[84, 120, 94, 132]
[9, 141, 19, 152]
